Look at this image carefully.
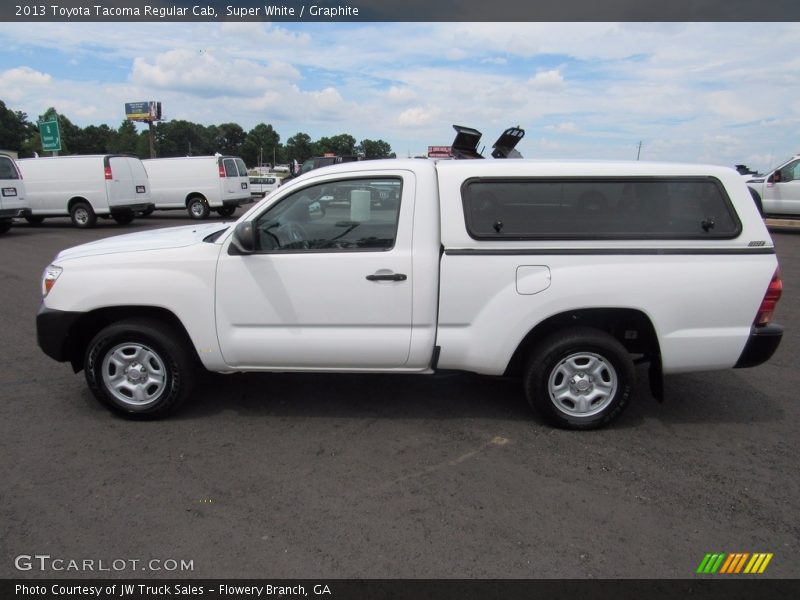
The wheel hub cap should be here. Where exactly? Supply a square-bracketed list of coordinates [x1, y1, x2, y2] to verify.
[101, 343, 167, 407]
[548, 352, 618, 418]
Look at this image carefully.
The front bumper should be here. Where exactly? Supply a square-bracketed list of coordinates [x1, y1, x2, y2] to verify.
[37, 305, 83, 363]
[734, 323, 783, 368]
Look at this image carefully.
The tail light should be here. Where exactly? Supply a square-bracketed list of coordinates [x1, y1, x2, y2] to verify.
[104, 165, 113, 180]
[219, 162, 226, 178]
[755, 269, 782, 326]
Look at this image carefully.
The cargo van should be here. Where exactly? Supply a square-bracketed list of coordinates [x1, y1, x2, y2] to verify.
[0, 153, 30, 234]
[248, 174, 282, 198]
[142, 155, 252, 219]
[17, 155, 152, 228]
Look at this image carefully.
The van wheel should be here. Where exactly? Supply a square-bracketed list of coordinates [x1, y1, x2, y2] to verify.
[749, 188, 764, 217]
[0, 220, 11, 234]
[139, 206, 155, 217]
[112, 212, 135, 225]
[187, 197, 210, 220]
[524, 327, 635, 430]
[70, 201, 97, 228]
[216, 206, 236, 218]
[84, 318, 196, 419]
[25, 216, 45, 225]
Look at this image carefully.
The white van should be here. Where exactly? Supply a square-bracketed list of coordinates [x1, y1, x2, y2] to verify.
[142, 155, 252, 219]
[0, 153, 30, 234]
[17, 155, 152, 228]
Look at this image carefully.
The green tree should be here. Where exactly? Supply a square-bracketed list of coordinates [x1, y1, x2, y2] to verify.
[0, 100, 32, 152]
[155, 120, 214, 157]
[209, 123, 247, 156]
[357, 139, 395, 160]
[241, 123, 281, 168]
[316, 133, 356, 156]
[71, 124, 113, 154]
[108, 120, 140, 155]
[285, 132, 314, 163]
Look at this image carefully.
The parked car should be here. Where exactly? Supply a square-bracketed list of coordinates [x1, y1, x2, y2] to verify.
[37, 159, 782, 429]
[0, 153, 30, 234]
[16, 155, 152, 228]
[745, 155, 800, 217]
[142, 155, 252, 219]
[248, 175, 282, 198]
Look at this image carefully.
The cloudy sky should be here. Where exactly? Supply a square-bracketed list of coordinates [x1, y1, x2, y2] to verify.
[1, 21, 798, 169]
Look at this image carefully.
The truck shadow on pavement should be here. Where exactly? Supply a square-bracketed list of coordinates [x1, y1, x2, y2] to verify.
[165, 366, 784, 428]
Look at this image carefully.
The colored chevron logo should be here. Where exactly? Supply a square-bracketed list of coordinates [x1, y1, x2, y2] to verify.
[696, 552, 773, 574]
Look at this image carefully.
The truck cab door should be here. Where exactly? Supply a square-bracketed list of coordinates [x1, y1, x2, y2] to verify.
[214, 171, 414, 369]
[763, 158, 800, 215]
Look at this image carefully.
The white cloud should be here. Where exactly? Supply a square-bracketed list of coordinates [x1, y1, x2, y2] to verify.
[528, 69, 565, 90]
[398, 106, 442, 128]
[0, 67, 52, 101]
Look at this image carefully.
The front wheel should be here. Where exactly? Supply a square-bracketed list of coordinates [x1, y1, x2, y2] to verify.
[84, 319, 196, 419]
[187, 196, 210, 220]
[70, 201, 97, 228]
[216, 206, 236, 218]
[25, 215, 45, 225]
[524, 327, 635, 430]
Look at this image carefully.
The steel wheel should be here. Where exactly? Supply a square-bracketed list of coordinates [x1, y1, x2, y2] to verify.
[70, 201, 97, 228]
[85, 318, 196, 419]
[101, 342, 167, 407]
[547, 352, 618, 418]
[187, 197, 210, 219]
[524, 327, 635, 429]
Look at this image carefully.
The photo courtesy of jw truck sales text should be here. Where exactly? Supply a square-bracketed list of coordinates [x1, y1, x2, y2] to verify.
[36, 157, 783, 430]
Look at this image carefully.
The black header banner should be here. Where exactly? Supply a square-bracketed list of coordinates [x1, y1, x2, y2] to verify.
[3, 0, 800, 22]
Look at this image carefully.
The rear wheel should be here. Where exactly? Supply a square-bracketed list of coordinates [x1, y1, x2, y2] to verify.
[70, 201, 97, 228]
[216, 206, 236, 218]
[0, 220, 11, 234]
[187, 196, 210, 220]
[524, 327, 635, 430]
[112, 212, 135, 225]
[84, 318, 196, 419]
[139, 206, 155, 217]
[25, 216, 45, 225]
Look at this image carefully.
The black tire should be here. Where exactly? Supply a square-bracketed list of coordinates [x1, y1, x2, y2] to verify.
[0, 220, 11, 234]
[70, 201, 97, 228]
[139, 206, 155, 217]
[187, 196, 210, 220]
[216, 206, 236, 218]
[25, 215, 45, 225]
[523, 327, 635, 430]
[112, 212, 135, 226]
[749, 188, 764, 217]
[84, 318, 196, 419]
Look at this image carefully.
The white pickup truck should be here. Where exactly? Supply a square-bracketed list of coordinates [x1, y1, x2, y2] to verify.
[36, 159, 784, 429]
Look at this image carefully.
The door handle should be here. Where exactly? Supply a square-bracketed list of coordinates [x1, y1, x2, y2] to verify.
[366, 272, 407, 281]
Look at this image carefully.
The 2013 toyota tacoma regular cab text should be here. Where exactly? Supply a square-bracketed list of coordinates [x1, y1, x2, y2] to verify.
[36, 159, 784, 429]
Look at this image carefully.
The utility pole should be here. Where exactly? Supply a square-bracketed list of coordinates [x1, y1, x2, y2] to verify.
[636, 141, 643, 161]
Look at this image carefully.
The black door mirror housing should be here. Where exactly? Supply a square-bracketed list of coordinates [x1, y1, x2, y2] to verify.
[230, 221, 256, 254]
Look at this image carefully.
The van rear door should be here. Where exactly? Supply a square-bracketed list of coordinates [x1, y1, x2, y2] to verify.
[106, 156, 150, 207]
[0, 155, 28, 218]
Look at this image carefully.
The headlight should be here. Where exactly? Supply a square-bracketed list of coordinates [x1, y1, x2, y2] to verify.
[42, 265, 63, 297]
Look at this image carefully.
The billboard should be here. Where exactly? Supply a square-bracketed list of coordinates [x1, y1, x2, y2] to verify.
[125, 101, 162, 122]
[427, 145, 452, 158]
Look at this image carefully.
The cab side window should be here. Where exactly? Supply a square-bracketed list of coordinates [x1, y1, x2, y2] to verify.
[779, 160, 799, 183]
[253, 177, 402, 252]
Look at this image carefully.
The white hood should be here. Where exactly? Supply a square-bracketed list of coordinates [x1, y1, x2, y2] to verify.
[55, 223, 230, 262]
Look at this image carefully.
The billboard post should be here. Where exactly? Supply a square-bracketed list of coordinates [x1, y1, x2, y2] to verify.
[125, 101, 162, 158]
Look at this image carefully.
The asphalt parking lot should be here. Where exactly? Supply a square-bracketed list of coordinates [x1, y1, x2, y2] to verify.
[1, 212, 799, 579]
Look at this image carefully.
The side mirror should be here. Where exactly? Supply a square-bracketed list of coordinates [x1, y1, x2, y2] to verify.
[230, 221, 256, 254]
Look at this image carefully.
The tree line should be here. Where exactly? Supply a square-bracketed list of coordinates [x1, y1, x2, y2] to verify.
[0, 100, 396, 166]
